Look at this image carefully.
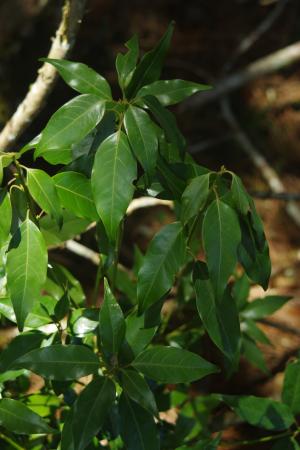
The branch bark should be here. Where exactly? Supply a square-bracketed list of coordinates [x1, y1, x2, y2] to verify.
[181, 41, 300, 111]
[0, 0, 87, 151]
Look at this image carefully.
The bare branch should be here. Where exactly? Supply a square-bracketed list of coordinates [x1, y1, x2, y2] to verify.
[181, 41, 300, 110]
[0, 0, 87, 151]
[221, 97, 300, 227]
[223, 0, 291, 73]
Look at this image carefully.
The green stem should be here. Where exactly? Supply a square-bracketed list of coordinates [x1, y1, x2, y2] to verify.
[0, 433, 25, 450]
[220, 429, 296, 447]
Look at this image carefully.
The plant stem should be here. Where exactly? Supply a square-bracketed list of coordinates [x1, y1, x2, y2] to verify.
[111, 221, 124, 294]
[0, 433, 25, 450]
[220, 429, 296, 447]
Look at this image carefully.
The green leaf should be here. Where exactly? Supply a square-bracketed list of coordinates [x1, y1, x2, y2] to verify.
[119, 393, 160, 450]
[242, 336, 268, 374]
[0, 189, 12, 248]
[15, 344, 99, 380]
[53, 171, 98, 221]
[6, 218, 48, 330]
[137, 222, 186, 313]
[91, 131, 137, 241]
[132, 346, 218, 383]
[41, 58, 112, 99]
[137, 79, 210, 106]
[202, 199, 241, 299]
[0, 331, 45, 373]
[0, 152, 14, 184]
[181, 174, 210, 224]
[99, 279, 126, 355]
[231, 174, 250, 215]
[120, 368, 158, 416]
[143, 95, 186, 156]
[222, 395, 294, 431]
[242, 319, 271, 345]
[71, 376, 116, 450]
[282, 360, 300, 415]
[35, 94, 105, 157]
[232, 273, 250, 310]
[125, 22, 174, 98]
[193, 261, 240, 364]
[37, 147, 72, 165]
[238, 240, 271, 290]
[125, 311, 157, 356]
[27, 168, 62, 226]
[124, 105, 158, 174]
[116, 35, 139, 90]
[0, 398, 55, 434]
[241, 296, 291, 320]
[40, 210, 89, 248]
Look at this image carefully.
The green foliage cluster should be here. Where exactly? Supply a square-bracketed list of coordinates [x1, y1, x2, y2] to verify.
[0, 23, 298, 450]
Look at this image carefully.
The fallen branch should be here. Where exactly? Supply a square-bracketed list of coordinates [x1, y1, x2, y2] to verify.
[0, 0, 87, 151]
[221, 97, 300, 227]
[181, 40, 300, 110]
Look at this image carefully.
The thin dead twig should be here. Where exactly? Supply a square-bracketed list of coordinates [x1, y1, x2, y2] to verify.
[0, 0, 87, 151]
[221, 97, 300, 227]
[181, 41, 300, 111]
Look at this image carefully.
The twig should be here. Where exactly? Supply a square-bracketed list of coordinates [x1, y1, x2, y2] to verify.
[181, 41, 300, 111]
[223, 0, 291, 73]
[0, 0, 87, 151]
[221, 97, 300, 227]
[250, 191, 300, 201]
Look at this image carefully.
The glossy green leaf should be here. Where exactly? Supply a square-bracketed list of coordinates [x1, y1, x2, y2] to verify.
[120, 368, 158, 416]
[119, 393, 160, 450]
[282, 360, 300, 415]
[0, 398, 55, 434]
[143, 95, 186, 156]
[241, 296, 291, 320]
[193, 261, 240, 363]
[69, 308, 98, 337]
[132, 346, 218, 383]
[116, 35, 139, 90]
[222, 395, 294, 431]
[0, 152, 14, 184]
[242, 319, 271, 345]
[6, 218, 48, 330]
[125, 22, 174, 98]
[238, 239, 271, 290]
[124, 105, 158, 174]
[231, 174, 250, 215]
[37, 147, 72, 165]
[137, 79, 210, 106]
[125, 311, 157, 356]
[91, 131, 136, 241]
[41, 58, 112, 99]
[0, 331, 45, 373]
[35, 94, 105, 157]
[202, 199, 241, 299]
[0, 189, 12, 248]
[71, 376, 116, 450]
[181, 174, 210, 224]
[15, 344, 99, 380]
[137, 222, 186, 313]
[232, 273, 250, 310]
[242, 336, 268, 374]
[40, 210, 89, 248]
[99, 279, 126, 355]
[27, 168, 62, 226]
[53, 171, 98, 221]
